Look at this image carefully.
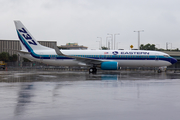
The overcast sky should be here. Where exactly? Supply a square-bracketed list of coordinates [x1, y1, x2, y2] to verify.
[0, 0, 180, 50]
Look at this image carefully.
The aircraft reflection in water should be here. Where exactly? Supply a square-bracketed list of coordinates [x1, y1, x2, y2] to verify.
[86, 74, 119, 81]
[0, 71, 176, 83]
[14, 83, 34, 115]
[12, 73, 120, 115]
[85, 71, 172, 81]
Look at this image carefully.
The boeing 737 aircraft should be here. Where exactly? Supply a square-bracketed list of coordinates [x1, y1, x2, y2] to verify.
[14, 21, 177, 73]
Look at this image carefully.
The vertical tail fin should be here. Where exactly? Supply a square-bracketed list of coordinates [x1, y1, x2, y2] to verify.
[14, 20, 50, 52]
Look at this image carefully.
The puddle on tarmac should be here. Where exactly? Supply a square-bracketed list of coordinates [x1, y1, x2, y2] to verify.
[0, 70, 180, 120]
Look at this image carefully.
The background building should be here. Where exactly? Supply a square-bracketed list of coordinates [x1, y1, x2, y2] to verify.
[58, 43, 88, 50]
[0, 40, 57, 55]
[0, 40, 21, 55]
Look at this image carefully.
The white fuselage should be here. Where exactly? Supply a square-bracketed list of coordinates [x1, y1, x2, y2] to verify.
[19, 49, 174, 67]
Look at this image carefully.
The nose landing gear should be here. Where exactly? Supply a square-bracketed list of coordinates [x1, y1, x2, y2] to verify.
[89, 67, 97, 74]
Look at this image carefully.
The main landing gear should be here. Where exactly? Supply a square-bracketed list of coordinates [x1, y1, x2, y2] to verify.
[157, 69, 162, 73]
[154, 67, 162, 73]
[89, 67, 97, 74]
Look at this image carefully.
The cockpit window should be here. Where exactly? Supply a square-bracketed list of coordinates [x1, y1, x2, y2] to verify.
[164, 55, 169, 58]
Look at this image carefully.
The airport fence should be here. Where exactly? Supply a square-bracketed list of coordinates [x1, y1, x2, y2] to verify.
[1, 61, 179, 72]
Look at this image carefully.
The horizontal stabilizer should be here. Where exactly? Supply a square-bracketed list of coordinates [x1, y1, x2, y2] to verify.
[3, 48, 30, 54]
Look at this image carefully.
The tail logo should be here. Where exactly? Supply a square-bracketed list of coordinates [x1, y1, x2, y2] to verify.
[18, 28, 37, 45]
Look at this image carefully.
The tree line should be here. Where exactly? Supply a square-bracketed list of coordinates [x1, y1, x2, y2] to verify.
[140, 43, 180, 51]
[0, 52, 18, 62]
[101, 43, 180, 51]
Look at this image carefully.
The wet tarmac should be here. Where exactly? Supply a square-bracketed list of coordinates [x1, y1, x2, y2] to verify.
[0, 70, 180, 120]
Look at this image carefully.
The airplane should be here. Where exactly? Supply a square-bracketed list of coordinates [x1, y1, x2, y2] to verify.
[14, 20, 177, 73]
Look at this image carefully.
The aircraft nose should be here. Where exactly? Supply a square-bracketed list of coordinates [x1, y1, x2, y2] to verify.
[171, 58, 177, 64]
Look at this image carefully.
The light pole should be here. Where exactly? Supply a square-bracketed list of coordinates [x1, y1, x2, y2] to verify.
[166, 42, 172, 50]
[108, 41, 110, 50]
[169, 43, 172, 50]
[114, 33, 120, 50]
[96, 41, 100, 50]
[134, 30, 144, 50]
[117, 42, 121, 50]
[107, 33, 113, 50]
[97, 37, 102, 50]
[155, 44, 160, 50]
[106, 36, 111, 49]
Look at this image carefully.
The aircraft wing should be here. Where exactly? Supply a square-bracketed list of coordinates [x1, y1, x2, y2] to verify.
[54, 45, 102, 65]
[74, 56, 102, 65]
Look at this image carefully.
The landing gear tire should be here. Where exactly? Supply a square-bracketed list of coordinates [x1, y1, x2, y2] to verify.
[89, 67, 97, 74]
[158, 69, 161, 73]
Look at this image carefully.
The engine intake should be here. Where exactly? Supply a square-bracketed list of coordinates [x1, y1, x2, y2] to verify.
[101, 61, 118, 70]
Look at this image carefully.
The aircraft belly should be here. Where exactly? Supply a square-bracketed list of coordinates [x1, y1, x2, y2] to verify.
[20, 53, 36, 61]
[118, 60, 171, 67]
[20, 54, 79, 66]
[42, 59, 79, 66]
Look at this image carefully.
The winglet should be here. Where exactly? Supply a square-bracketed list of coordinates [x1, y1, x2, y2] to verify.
[54, 44, 64, 56]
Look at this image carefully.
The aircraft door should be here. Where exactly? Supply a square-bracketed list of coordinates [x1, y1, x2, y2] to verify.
[155, 54, 159, 61]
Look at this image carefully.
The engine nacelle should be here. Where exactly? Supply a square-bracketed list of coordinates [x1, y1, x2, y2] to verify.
[101, 61, 118, 70]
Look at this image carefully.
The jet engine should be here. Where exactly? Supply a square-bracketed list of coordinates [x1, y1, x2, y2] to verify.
[101, 61, 119, 70]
